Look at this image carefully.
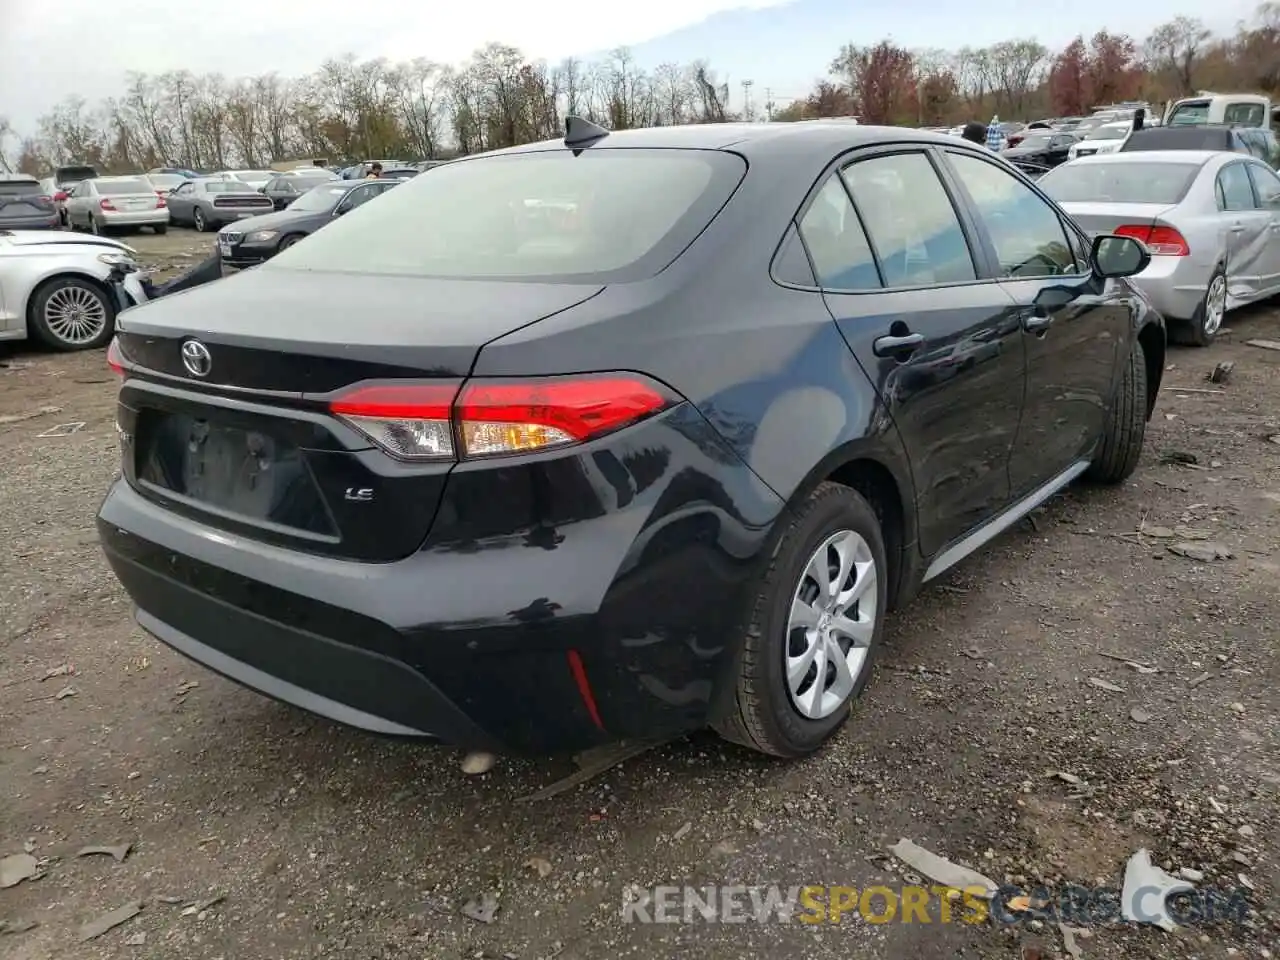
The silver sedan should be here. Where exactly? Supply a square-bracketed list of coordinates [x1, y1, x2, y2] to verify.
[1040, 150, 1280, 346]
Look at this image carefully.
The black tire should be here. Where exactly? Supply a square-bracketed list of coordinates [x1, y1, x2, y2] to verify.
[713, 482, 888, 758]
[27, 277, 116, 352]
[193, 208, 207, 232]
[153, 224, 168, 235]
[1085, 337, 1148, 484]
[277, 233, 304, 252]
[1170, 264, 1226, 348]
[89, 215, 102, 236]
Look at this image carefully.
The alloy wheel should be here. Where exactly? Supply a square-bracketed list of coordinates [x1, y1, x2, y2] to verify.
[194, 209, 206, 232]
[785, 529, 878, 720]
[1204, 273, 1227, 337]
[43, 284, 108, 345]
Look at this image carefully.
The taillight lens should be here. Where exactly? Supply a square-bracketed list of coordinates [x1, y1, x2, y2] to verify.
[106, 338, 125, 378]
[155, 196, 167, 208]
[1113, 224, 1189, 257]
[328, 374, 677, 462]
[100, 198, 116, 211]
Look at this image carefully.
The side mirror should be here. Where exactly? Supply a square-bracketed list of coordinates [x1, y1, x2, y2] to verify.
[1091, 235, 1150, 279]
[258, 186, 267, 194]
[333, 205, 348, 216]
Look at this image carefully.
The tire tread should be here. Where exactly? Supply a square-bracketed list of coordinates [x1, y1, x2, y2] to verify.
[1086, 338, 1147, 484]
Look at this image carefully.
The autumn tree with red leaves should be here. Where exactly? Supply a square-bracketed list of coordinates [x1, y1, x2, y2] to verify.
[1047, 31, 1140, 115]
[832, 41, 918, 125]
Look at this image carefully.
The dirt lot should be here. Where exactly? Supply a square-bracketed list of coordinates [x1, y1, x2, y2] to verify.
[1, 227, 1277, 959]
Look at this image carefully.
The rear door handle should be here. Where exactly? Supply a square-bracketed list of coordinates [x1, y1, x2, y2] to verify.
[1230, 222, 1245, 233]
[872, 332, 924, 359]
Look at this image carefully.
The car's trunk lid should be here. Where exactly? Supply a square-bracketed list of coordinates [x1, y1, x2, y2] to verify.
[114, 268, 605, 562]
[1057, 201, 1175, 237]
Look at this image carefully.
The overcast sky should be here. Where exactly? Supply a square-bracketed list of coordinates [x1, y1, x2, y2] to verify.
[1, 0, 1259, 136]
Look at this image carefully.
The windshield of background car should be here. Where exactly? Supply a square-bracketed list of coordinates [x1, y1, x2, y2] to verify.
[268, 148, 747, 282]
[1087, 126, 1129, 141]
[235, 171, 272, 182]
[288, 184, 348, 212]
[1039, 162, 1201, 204]
[1167, 102, 1211, 126]
[148, 174, 185, 190]
[96, 178, 154, 195]
[1018, 134, 1054, 149]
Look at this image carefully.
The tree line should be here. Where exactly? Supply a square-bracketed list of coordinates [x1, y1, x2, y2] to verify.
[2, 5, 1279, 176]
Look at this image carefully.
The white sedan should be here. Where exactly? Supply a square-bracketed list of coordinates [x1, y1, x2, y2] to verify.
[0, 232, 149, 351]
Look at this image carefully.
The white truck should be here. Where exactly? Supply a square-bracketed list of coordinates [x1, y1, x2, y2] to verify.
[1163, 92, 1277, 128]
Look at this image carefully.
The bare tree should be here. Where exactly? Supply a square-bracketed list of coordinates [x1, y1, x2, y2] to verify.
[1144, 16, 1213, 95]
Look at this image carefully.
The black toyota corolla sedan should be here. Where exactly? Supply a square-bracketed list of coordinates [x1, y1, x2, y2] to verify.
[99, 119, 1165, 759]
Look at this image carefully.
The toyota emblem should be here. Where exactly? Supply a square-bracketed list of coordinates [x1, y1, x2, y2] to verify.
[181, 340, 212, 378]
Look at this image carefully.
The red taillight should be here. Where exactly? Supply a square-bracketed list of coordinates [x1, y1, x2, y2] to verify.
[100, 198, 116, 211]
[1113, 224, 1189, 257]
[328, 374, 676, 461]
[155, 196, 167, 208]
[106, 338, 125, 378]
[54, 191, 68, 202]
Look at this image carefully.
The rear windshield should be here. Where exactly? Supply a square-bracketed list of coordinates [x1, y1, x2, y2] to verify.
[148, 174, 186, 190]
[204, 180, 256, 193]
[96, 178, 154, 195]
[1122, 130, 1230, 152]
[1040, 162, 1201, 204]
[1087, 126, 1129, 141]
[268, 148, 747, 282]
[289, 184, 349, 212]
[0, 180, 41, 195]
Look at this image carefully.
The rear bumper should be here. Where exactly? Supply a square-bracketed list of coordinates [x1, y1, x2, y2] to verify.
[104, 210, 170, 227]
[97, 405, 785, 754]
[1, 215, 61, 230]
[1131, 256, 1210, 322]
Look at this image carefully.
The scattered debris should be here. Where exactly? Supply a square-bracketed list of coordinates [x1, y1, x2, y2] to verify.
[36, 421, 86, 438]
[1188, 672, 1212, 689]
[709, 839, 739, 857]
[1229, 702, 1246, 715]
[0, 854, 39, 889]
[1238, 824, 1255, 838]
[1047, 770, 1084, 786]
[76, 843, 132, 863]
[155, 896, 185, 906]
[887, 839, 998, 898]
[125, 931, 147, 946]
[461, 751, 495, 775]
[180, 894, 225, 916]
[1059, 923, 1090, 960]
[672, 821, 693, 842]
[1159, 450, 1199, 466]
[1098, 651, 1159, 674]
[524, 857, 553, 878]
[41, 663, 73, 680]
[1207, 361, 1235, 384]
[1169, 386, 1225, 396]
[1244, 338, 1280, 351]
[0, 405, 61, 426]
[1120, 849, 1194, 931]
[1178, 867, 1204, 882]
[1129, 707, 1152, 724]
[77, 901, 143, 942]
[1087, 677, 1124, 693]
[1238, 874, 1255, 892]
[174, 680, 199, 696]
[1168, 542, 1232, 562]
[0, 918, 39, 935]
[461, 891, 500, 924]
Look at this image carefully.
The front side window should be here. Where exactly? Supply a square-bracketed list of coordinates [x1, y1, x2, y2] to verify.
[269, 148, 746, 283]
[1217, 163, 1257, 212]
[947, 152, 1076, 278]
[1246, 163, 1280, 207]
[840, 152, 976, 287]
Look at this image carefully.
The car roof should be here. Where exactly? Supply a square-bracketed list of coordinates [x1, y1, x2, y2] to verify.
[1069, 150, 1222, 166]
[0, 173, 39, 182]
[489, 122, 973, 162]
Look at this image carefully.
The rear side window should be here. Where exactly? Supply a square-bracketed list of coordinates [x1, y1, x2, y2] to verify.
[1224, 102, 1266, 126]
[797, 177, 880, 289]
[1245, 163, 1280, 207]
[269, 149, 747, 283]
[842, 152, 976, 287]
[947, 153, 1076, 278]
[1217, 164, 1257, 211]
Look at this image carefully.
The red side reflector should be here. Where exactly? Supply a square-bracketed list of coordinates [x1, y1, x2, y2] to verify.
[106, 338, 125, 377]
[566, 649, 605, 731]
[1113, 224, 1189, 257]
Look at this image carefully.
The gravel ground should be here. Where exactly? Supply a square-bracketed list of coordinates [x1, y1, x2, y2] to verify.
[1, 228, 1277, 959]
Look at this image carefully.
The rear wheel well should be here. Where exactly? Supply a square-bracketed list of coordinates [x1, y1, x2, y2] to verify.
[1137, 322, 1164, 419]
[824, 458, 906, 608]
